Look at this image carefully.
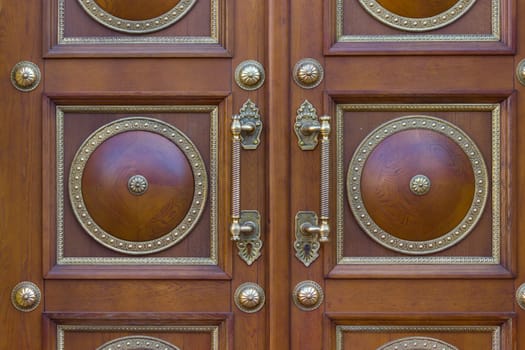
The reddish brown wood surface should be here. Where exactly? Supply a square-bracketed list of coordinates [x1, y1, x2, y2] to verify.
[361, 129, 475, 241]
[94, 0, 181, 20]
[376, 0, 458, 18]
[0, 0, 43, 348]
[82, 130, 194, 241]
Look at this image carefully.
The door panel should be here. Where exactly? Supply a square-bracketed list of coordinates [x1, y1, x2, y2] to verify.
[4, 0, 267, 348]
[291, 0, 517, 349]
[328, 0, 513, 53]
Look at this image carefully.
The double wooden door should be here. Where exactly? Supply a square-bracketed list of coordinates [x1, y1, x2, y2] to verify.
[1, 0, 524, 349]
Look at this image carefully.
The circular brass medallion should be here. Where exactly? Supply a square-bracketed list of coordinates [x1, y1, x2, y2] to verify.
[69, 117, 207, 255]
[347, 116, 488, 255]
[359, 0, 477, 32]
[10, 61, 41, 92]
[409, 174, 431, 196]
[127, 174, 149, 195]
[292, 280, 324, 311]
[234, 60, 266, 91]
[77, 0, 197, 34]
[11, 281, 41, 312]
[293, 58, 324, 89]
[234, 282, 265, 313]
[97, 336, 180, 350]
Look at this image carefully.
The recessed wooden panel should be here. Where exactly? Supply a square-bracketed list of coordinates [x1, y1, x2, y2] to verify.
[327, 0, 513, 54]
[334, 103, 507, 267]
[44, 104, 222, 269]
[44, 0, 229, 56]
[45, 319, 229, 350]
[333, 324, 504, 350]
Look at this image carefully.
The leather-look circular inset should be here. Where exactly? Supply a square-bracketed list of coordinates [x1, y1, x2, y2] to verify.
[78, 0, 197, 33]
[359, 0, 477, 32]
[70, 117, 207, 255]
[348, 116, 488, 255]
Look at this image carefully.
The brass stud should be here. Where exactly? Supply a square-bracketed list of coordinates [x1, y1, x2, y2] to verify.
[11, 61, 41, 92]
[516, 283, 525, 310]
[293, 58, 324, 89]
[409, 174, 431, 196]
[234, 282, 265, 313]
[128, 174, 149, 195]
[517, 59, 525, 86]
[11, 281, 41, 312]
[292, 280, 323, 311]
[235, 60, 265, 91]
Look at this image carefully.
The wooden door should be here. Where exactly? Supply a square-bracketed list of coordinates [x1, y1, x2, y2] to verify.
[1, 0, 271, 349]
[2, 1, 525, 349]
[288, 0, 524, 349]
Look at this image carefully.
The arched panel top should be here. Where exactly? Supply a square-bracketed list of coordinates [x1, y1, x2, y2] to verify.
[78, 0, 197, 33]
[97, 336, 180, 350]
[359, 0, 477, 32]
[378, 336, 459, 350]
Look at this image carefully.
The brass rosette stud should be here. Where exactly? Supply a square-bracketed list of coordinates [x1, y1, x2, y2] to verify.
[517, 59, 525, 86]
[292, 280, 324, 311]
[234, 282, 265, 313]
[11, 281, 41, 312]
[235, 60, 266, 91]
[293, 58, 324, 89]
[516, 283, 525, 310]
[11, 61, 41, 92]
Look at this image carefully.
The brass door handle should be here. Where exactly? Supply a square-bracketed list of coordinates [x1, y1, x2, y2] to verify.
[294, 102, 331, 266]
[230, 100, 263, 265]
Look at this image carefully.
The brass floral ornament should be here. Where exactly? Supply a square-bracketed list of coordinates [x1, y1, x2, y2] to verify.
[517, 59, 525, 86]
[234, 282, 265, 313]
[293, 280, 324, 311]
[409, 174, 431, 196]
[235, 60, 265, 91]
[11, 281, 41, 312]
[293, 58, 324, 89]
[127, 174, 149, 195]
[10, 61, 41, 92]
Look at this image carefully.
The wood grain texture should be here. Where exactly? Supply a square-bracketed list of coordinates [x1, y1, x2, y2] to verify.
[94, 0, 181, 20]
[0, 0, 43, 348]
[376, 0, 458, 18]
[361, 129, 475, 241]
[82, 130, 194, 242]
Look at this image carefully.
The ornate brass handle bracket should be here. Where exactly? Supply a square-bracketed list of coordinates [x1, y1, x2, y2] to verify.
[230, 100, 263, 265]
[294, 102, 331, 266]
